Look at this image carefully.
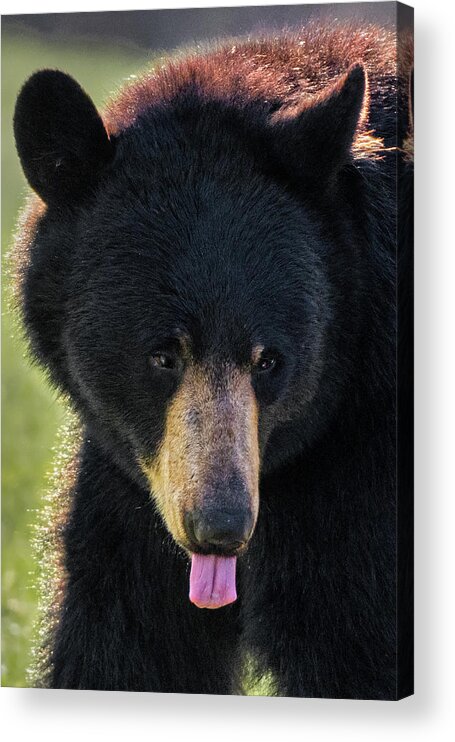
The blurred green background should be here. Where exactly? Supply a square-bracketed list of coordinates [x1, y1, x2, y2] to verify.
[1, 28, 149, 687]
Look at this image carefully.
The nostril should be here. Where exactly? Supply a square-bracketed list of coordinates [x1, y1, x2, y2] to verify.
[188, 508, 253, 551]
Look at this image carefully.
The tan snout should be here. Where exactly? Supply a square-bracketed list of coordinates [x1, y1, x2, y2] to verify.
[141, 364, 260, 553]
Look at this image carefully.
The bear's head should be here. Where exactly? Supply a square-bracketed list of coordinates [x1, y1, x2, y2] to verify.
[14, 65, 368, 605]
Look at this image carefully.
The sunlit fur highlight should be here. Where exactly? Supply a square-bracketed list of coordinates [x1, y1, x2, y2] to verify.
[105, 22, 396, 160]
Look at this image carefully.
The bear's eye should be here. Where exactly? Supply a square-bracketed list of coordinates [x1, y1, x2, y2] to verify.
[149, 352, 179, 371]
[254, 353, 278, 374]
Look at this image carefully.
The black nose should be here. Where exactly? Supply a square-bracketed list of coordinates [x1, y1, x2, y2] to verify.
[185, 508, 253, 551]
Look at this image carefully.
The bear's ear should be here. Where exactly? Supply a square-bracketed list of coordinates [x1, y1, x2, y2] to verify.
[14, 70, 114, 205]
[268, 63, 367, 186]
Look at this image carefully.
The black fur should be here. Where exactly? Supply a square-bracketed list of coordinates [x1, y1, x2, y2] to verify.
[13, 25, 413, 698]
[14, 70, 113, 204]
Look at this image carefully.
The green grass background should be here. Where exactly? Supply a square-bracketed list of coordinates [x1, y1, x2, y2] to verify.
[1, 29, 149, 687]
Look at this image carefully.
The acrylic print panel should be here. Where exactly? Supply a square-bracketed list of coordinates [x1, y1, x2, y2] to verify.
[2, 2, 414, 699]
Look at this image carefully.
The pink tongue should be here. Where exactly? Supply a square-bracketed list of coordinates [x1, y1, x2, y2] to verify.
[189, 554, 237, 609]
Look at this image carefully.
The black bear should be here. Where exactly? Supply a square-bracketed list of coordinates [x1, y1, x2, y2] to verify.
[13, 22, 413, 698]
